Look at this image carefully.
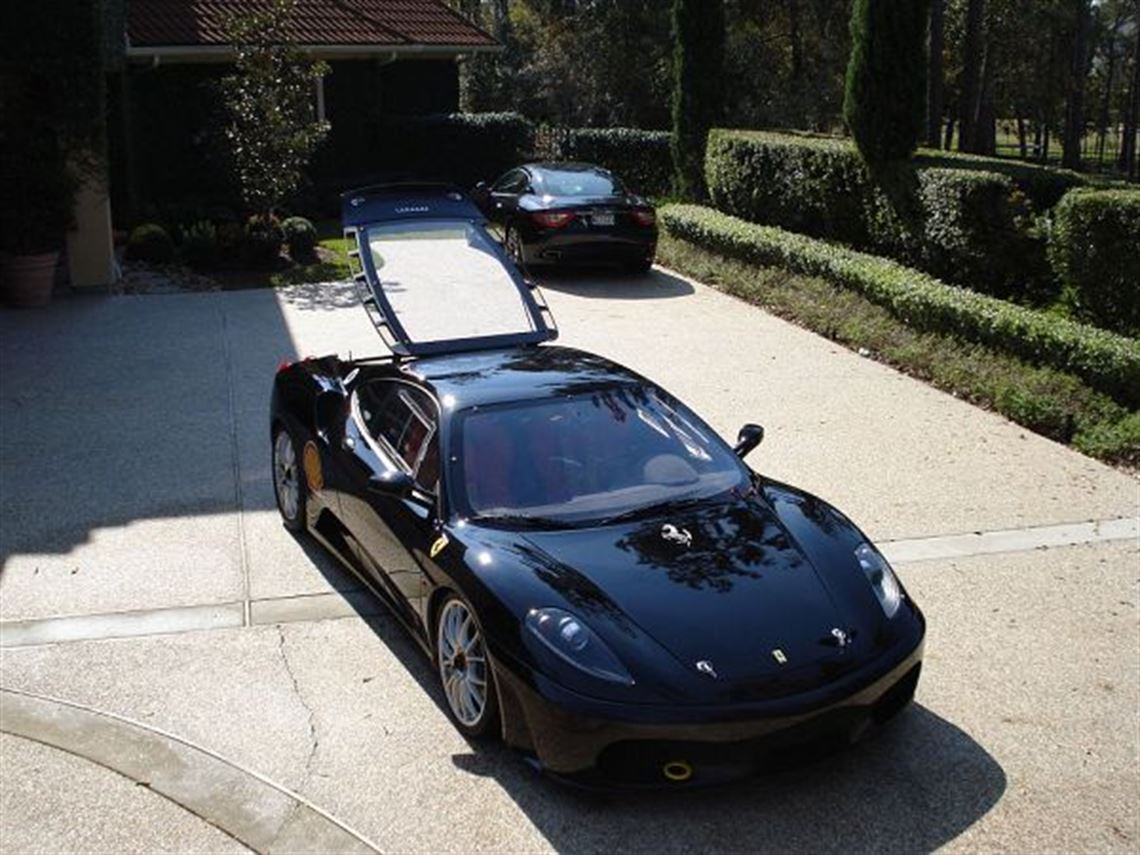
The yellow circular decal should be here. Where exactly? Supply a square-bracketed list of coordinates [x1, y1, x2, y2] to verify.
[302, 441, 324, 492]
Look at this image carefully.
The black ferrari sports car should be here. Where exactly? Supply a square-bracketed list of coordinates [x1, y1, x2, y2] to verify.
[471, 162, 657, 273]
[270, 184, 924, 787]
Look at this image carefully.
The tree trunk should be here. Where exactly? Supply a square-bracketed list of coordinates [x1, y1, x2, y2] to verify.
[944, 115, 956, 149]
[927, 0, 945, 148]
[1062, 0, 1092, 170]
[1096, 11, 1124, 165]
[786, 0, 805, 80]
[976, 42, 997, 155]
[1017, 114, 1027, 159]
[958, 0, 985, 152]
[1120, 27, 1140, 178]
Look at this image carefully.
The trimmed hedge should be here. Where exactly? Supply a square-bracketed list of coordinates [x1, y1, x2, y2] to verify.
[553, 127, 673, 197]
[125, 223, 175, 263]
[660, 204, 1140, 407]
[913, 147, 1089, 211]
[1048, 189, 1140, 337]
[379, 112, 534, 187]
[704, 129, 1045, 297]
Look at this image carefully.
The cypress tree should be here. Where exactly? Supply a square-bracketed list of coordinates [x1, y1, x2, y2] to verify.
[671, 0, 725, 198]
[844, 0, 931, 165]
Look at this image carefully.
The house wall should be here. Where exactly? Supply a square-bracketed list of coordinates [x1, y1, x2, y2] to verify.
[110, 57, 461, 225]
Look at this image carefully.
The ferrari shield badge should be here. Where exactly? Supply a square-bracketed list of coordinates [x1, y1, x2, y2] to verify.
[302, 441, 323, 492]
[429, 534, 449, 559]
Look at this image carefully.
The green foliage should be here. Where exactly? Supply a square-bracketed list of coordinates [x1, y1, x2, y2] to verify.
[0, 0, 106, 254]
[180, 220, 220, 271]
[1048, 189, 1140, 336]
[281, 216, 318, 262]
[384, 113, 534, 186]
[125, 224, 175, 264]
[657, 231, 1139, 464]
[220, 0, 330, 219]
[843, 0, 930, 164]
[552, 128, 673, 197]
[660, 203, 1140, 407]
[913, 147, 1090, 210]
[705, 129, 1046, 297]
[243, 215, 284, 269]
[671, 0, 725, 198]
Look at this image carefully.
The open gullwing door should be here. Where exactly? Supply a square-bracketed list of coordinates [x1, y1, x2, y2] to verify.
[341, 183, 558, 358]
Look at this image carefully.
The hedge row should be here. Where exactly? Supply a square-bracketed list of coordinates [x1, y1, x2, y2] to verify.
[549, 127, 673, 197]
[1048, 189, 1140, 337]
[704, 129, 1047, 298]
[660, 204, 1140, 407]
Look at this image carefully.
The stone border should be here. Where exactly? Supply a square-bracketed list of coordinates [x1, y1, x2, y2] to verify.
[0, 688, 382, 855]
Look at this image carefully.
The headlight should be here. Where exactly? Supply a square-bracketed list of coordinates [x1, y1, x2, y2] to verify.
[525, 607, 634, 685]
[854, 542, 902, 618]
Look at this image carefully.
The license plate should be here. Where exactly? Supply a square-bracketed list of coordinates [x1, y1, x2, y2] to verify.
[590, 212, 615, 227]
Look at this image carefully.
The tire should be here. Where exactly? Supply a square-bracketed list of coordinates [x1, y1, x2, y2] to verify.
[504, 225, 524, 266]
[436, 593, 500, 739]
[272, 424, 307, 532]
[625, 257, 653, 275]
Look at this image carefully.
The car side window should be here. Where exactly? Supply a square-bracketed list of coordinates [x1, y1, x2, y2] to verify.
[355, 381, 440, 492]
[493, 169, 528, 194]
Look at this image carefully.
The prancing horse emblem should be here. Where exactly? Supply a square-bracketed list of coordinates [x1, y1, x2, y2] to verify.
[661, 523, 693, 548]
[831, 627, 850, 648]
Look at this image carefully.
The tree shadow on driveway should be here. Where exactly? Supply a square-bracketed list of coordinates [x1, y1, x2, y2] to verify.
[448, 702, 1006, 853]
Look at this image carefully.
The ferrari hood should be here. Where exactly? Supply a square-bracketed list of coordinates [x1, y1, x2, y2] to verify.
[518, 494, 860, 699]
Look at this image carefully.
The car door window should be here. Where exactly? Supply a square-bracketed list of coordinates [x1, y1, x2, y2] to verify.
[355, 381, 440, 492]
[492, 169, 528, 194]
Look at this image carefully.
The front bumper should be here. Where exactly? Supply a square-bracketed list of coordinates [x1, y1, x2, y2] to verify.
[493, 639, 924, 788]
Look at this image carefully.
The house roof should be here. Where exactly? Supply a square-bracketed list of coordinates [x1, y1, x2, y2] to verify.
[128, 0, 499, 56]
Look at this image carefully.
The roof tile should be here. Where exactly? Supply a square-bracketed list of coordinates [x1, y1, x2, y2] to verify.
[129, 0, 498, 48]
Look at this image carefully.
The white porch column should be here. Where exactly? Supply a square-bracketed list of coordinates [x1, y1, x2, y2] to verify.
[65, 170, 117, 289]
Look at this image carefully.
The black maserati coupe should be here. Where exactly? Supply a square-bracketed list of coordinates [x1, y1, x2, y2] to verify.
[471, 163, 657, 273]
[269, 184, 924, 787]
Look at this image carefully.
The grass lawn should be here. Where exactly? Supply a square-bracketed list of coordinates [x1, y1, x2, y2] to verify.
[656, 232, 1140, 467]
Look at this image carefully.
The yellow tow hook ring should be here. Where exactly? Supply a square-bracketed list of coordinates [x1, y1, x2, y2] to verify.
[662, 760, 693, 782]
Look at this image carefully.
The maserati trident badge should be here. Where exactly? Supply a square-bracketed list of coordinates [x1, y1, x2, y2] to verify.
[661, 523, 693, 548]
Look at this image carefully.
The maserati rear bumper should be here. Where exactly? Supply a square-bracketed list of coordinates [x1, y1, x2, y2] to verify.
[493, 637, 924, 788]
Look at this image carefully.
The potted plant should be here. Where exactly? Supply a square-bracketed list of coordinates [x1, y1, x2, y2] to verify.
[0, 128, 77, 307]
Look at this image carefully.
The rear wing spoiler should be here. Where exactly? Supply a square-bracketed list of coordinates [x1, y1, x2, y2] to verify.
[340, 183, 483, 228]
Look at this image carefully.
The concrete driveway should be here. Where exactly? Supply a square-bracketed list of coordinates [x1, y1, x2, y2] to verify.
[1, 268, 1136, 853]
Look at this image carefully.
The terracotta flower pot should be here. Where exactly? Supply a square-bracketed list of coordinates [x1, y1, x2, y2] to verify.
[1, 251, 59, 307]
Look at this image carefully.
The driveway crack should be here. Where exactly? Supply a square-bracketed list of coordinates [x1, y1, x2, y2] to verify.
[276, 626, 320, 834]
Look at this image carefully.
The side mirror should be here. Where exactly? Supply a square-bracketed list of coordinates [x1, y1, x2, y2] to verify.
[368, 470, 414, 498]
[474, 181, 488, 192]
[314, 390, 346, 445]
[733, 423, 765, 458]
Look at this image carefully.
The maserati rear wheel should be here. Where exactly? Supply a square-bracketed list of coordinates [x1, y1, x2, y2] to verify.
[437, 594, 499, 739]
[272, 425, 306, 532]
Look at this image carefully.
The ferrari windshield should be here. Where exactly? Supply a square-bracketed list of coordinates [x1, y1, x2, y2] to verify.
[453, 387, 748, 526]
[364, 219, 540, 344]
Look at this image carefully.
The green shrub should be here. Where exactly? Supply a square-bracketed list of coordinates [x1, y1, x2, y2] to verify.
[553, 128, 673, 197]
[125, 223, 175, 264]
[704, 129, 1045, 297]
[242, 215, 284, 268]
[660, 203, 1140, 406]
[180, 220, 219, 270]
[382, 112, 534, 187]
[1048, 189, 1140, 337]
[281, 215, 318, 262]
[913, 148, 1089, 211]
[671, 0, 725, 197]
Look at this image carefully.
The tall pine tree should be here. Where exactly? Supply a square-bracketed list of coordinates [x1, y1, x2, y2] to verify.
[671, 0, 725, 198]
[844, 0, 930, 164]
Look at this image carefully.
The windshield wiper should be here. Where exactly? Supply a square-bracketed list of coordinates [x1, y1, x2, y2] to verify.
[599, 493, 711, 526]
[471, 513, 579, 531]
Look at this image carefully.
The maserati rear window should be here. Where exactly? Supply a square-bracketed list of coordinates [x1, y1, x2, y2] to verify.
[452, 387, 747, 525]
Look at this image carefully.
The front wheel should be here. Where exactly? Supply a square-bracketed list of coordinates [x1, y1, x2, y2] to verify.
[437, 594, 500, 739]
[504, 225, 524, 266]
[272, 425, 306, 532]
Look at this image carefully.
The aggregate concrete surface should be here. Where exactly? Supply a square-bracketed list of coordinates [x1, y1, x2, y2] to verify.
[1, 267, 1137, 853]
